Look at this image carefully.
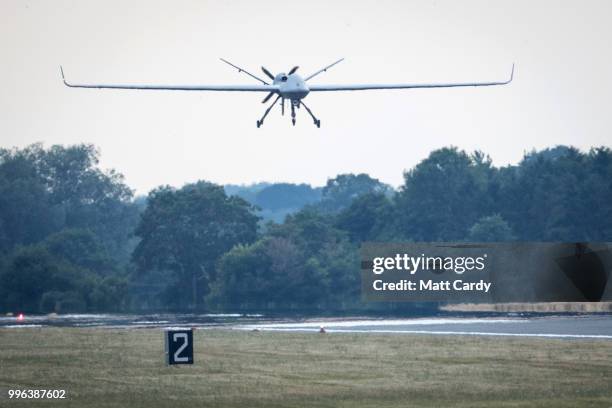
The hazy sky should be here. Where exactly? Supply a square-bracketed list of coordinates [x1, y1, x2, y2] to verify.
[1, 0, 611, 194]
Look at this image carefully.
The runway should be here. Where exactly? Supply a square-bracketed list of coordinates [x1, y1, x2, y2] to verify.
[3, 313, 612, 340]
[242, 315, 612, 339]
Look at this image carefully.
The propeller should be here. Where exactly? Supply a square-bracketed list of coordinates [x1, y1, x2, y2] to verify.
[261, 66, 275, 81]
[260, 65, 298, 103]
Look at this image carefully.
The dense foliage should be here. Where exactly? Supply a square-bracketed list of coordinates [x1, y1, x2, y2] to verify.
[1, 143, 611, 313]
[0, 144, 137, 312]
[132, 182, 258, 309]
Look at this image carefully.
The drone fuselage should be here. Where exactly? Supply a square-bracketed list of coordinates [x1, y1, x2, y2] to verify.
[256, 72, 317, 128]
[273, 73, 309, 101]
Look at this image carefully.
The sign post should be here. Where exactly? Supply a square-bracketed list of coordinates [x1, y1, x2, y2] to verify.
[164, 328, 194, 365]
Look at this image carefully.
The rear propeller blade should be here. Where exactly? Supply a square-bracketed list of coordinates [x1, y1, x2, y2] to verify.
[288, 66, 299, 75]
[261, 66, 275, 80]
[262, 91, 275, 104]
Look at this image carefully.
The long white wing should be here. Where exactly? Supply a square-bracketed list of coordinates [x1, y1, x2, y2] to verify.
[309, 64, 514, 92]
[61, 67, 278, 92]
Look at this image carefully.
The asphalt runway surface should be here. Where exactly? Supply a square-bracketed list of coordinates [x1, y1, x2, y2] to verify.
[245, 315, 612, 339]
[3, 313, 612, 339]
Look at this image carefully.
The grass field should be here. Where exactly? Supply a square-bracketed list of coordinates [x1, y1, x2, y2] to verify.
[1, 328, 611, 407]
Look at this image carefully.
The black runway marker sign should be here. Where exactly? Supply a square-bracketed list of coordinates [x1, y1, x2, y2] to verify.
[361, 243, 612, 302]
[164, 328, 194, 365]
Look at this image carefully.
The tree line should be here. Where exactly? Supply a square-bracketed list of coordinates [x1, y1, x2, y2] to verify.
[1, 144, 610, 313]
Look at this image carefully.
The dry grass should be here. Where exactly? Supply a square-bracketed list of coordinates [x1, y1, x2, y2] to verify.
[440, 302, 612, 313]
[0, 328, 611, 407]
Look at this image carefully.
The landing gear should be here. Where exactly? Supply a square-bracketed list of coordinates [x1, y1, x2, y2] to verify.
[258, 97, 321, 128]
[301, 101, 321, 128]
[256, 94, 281, 128]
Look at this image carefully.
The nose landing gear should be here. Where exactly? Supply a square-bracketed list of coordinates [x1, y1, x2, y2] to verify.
[291, 100, 297, 126]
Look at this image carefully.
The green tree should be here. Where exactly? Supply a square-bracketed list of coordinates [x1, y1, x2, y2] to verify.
[39, 144, 137, 263]
[0, 145, 58, 251]
[252, 183, 322, 223]
[89, 275, 129, 312]
[213, 235, 337, 312]
[270, 208, 343, 255]
[254, 183, 321, 211]
[496, 146, 612, 241]
[215, 208, 359, 311]
[468, 214, 516, 241]
[213, 237, 310, 310]
[317, 173, 392, 213]
[132, 181, 259, 310]
[0, 144, 138, 264]
[44, 229, 115, 275]
[395, 148, 493, 241]
[335, 192, 394, 242]
[0, 245, 95, 313]
[213, 206, 363, 312]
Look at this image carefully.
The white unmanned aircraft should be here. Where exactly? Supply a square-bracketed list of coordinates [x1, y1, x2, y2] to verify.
[61, 59, 513, 128]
